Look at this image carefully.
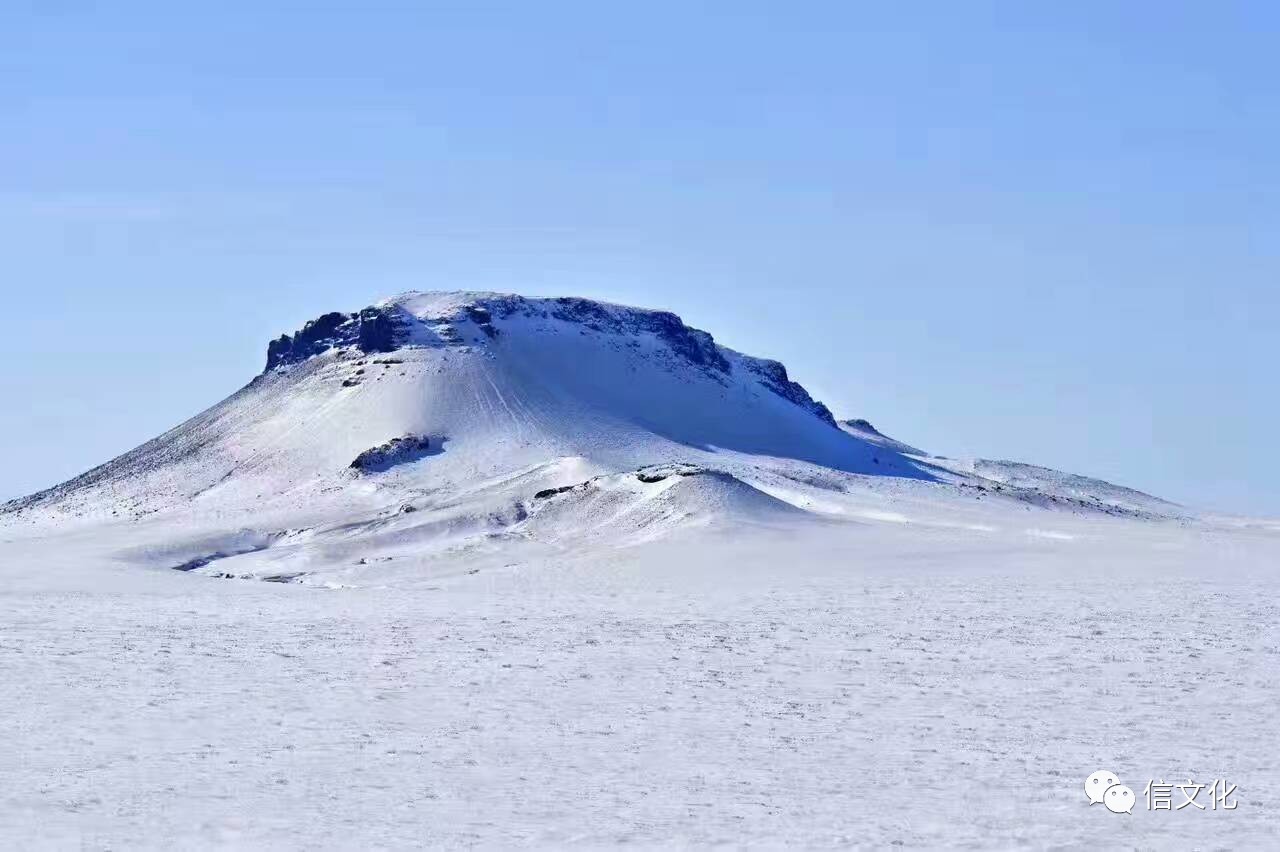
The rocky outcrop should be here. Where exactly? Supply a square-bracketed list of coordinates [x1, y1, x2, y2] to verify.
[349, 435, 435, 473]
[547, 298, 730, 373]
[634, 463, 705, 483]
[844, 418, 878, 434]
[265, 306, 406, 371]
[463, 305, 498, 338]
[533, 483, 584, 500]
[355, 306, 400, 353]
[742, 357, 837, 427]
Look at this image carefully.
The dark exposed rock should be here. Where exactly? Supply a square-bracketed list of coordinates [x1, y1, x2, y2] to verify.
[550, 297, 614, 329]
[464, 305, 498, 338]
[634, 464, 705, 484]
[266, 311, 349, 370]
[532, 481, 596, 499]
[743, 358, 837, 427]
[844, 418, 879, 433]
[642, 311, 730, 372]
[533, 484, 577, 499]
[265, 306, 407, 371]
[349, 435, 435, 473]
[356, 306, 400, 353]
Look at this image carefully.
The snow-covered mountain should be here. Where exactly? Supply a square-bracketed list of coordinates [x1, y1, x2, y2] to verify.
[3, 291, 1275, 851]
[1, 291, 1187, 583]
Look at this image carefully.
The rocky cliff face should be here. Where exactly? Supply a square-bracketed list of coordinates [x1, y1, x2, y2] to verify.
[743, 358, 836, 427]
[265, 306, 406, 371]
[543, 297, 731, 374]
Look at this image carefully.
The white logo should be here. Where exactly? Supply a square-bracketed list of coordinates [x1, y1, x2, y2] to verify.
[1085, 769, 1120, 806]
[1104, 784, 1136, 814]
[1085, 769, 1132, 814]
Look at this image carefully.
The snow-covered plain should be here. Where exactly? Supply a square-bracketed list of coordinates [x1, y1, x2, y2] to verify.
[2, 292, 1277, 848]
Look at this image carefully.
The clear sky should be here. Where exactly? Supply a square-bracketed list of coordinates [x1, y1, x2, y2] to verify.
[1, 2, 1276, 514]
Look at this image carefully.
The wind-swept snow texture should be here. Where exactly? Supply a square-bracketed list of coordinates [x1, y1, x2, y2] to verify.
[2, 291, 1276, 848]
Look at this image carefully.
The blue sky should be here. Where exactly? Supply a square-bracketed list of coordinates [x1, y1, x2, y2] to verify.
[2, 2, 1276, 514]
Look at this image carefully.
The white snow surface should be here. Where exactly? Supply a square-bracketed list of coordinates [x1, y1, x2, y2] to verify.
[2, 291, 1277, 848]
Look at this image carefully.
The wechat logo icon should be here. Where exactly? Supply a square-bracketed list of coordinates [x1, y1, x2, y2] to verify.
[1085, 769, 1134, 814]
